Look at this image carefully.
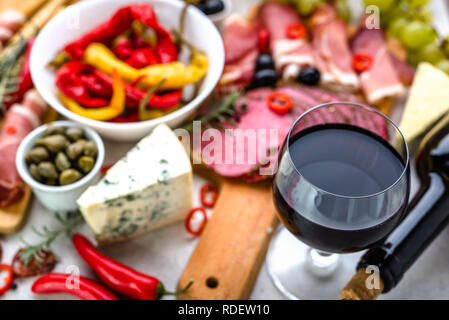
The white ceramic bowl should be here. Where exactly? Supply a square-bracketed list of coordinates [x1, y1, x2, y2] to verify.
[16, 121, 105, 212]
[207, 0, 232, 30]
[30, 0, 224, 142]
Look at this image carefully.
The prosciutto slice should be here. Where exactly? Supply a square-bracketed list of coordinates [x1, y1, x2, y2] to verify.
[311, 5, 359, 90]
[0, 89, 46, 207]
[260, 2, 314, 80]
[201, 86, 388, 178]
[352, 28, 404, 104]
[220, 14, 259, 87]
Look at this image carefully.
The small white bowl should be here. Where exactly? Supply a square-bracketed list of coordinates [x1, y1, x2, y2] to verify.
[30, 0, 224, 142]
[16, 121, 105, 212]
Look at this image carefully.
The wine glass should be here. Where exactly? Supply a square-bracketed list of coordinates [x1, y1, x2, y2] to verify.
[266, 102, 410, 299]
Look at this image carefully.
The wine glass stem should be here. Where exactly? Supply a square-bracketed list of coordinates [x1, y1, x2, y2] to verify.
[305, 248, 339, 277]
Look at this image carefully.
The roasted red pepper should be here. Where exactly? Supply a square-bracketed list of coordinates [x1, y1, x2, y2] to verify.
[64, 4, 177, 63]
[32, 273, 118, 300]
[185, 208, 208, 236]
[0, 264, 14, 295]
[56, 61, 110, 107]
[72, 234, 193, 300]
[126, 47, 159, 68]
[93, 69, 182, 110]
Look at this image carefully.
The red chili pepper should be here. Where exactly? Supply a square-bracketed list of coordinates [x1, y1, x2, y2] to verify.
[4, 39, 34, 110]
[267, 92, 293, 114]
[0, 264, 14, 295]
[353, 53, 373, 73]
[6, 126, 17, 135]
[185, 207, 208, 236]
[32, 273, 118, 300]
[100, 164, 114, 175]
[79, 74, 113, 98]
[200, 184, 218, 208]
[56, 61, 110, 108]
[93, 70, 182, 110]
[72, 234, 193, 300]
[125, 47, 159, 68]
[109, 111, 139, 123]
[286, 23, 307, 39]
[258, 27, 269, 53]
[64, 4, 177, 63]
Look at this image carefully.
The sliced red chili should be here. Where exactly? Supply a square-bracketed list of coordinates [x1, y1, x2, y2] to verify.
[6, 126, 17, 135]
[286, 23, 306, 40]
[0, 264, 14, 295]
[267, 92, 293, 115]
[100, 164, 114, 175]
[258, 27, 269, 52]
[200, 184, 218, 208]
[353, 53, 373, 73]
[185, 207, 208, 236]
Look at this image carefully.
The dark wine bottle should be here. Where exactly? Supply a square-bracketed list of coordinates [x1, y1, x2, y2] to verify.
[342, 113, 449, 299]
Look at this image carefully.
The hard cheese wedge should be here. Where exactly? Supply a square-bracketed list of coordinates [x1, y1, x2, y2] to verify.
[399, 62, 449, 143]
[77, 124, 193, 244]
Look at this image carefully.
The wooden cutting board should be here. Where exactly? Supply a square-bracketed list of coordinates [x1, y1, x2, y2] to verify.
[177, 165, 279, 300]
[0, 0, 69, 234]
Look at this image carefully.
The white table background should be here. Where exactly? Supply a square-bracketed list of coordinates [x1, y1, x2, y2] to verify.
[2, 0, 449, 300]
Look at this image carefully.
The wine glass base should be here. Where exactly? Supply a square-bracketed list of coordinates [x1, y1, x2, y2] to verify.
[266, 227, 364, 300]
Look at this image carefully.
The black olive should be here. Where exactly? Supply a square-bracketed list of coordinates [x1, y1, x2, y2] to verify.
[251, 69, 278, 88]
[255, 53, 275, 72]
[297, 67, 321, 86]
[196, 0, 225, 15]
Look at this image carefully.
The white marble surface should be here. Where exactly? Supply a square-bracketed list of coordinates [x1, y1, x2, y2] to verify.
[2, 0, 449, 300]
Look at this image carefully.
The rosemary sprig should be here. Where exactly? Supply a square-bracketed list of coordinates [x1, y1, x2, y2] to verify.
[18, 211, 84, 265]
[0, 36, 28, 115]
[182, 91, 243, 132]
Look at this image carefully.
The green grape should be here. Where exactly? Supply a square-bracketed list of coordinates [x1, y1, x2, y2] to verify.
[414, 7, 433, 24]
[436, 59, 449, 75]
[389, 17, 409, 38]
[407, 0, 430, 8]
[294, 0, 323, 16]
[416, 43, 445, 64]
[400, 20, 437, 50]
[363, 0, 394, 11]
[335, 0, 351, 23]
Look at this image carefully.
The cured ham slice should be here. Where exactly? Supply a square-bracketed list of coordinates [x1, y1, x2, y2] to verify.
[201, 86, 388, 178]
[311, 5, 359, 90]
[352, 28, 404, 104]
[220, 15, 259, 87]
[223, 15, 259, 65]
[0, 89, 46, 207]
[260, 2, 314, 80]
[0, 9, 25, 45]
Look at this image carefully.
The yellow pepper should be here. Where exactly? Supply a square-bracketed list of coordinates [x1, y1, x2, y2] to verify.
[59, 69, 126, 121]
[84, 43, 209, 90]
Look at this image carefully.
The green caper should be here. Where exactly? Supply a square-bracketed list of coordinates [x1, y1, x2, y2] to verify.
[78, 156, 95, 173]
[43, 125, 65, 137]
[35, 134, 69, 153]
[66, 140, 87, 160]
[83, 141, 98, 157]
[37, 162, 58, 180]
[65, 127, 84, 141]
[59, 169, 83, 185]
[29, 163, 43, 182]
[25, 147, 49, 164]
[55, 152, 71, 171]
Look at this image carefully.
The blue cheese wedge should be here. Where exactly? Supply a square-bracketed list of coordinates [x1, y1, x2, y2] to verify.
[77, 124, 193, 244]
